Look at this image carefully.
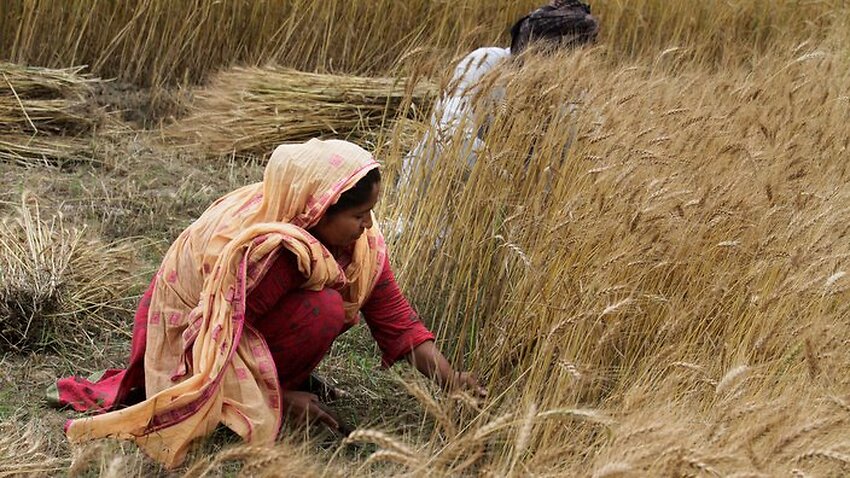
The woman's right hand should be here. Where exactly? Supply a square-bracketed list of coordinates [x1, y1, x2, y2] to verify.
[281, 390, 339, 431]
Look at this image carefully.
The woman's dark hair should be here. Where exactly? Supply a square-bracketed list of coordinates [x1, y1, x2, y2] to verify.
[325, 168, 381, 215]
[510, 1, 597, 54]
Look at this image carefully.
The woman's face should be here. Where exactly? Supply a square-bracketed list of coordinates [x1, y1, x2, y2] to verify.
[311, 181, 380, 248]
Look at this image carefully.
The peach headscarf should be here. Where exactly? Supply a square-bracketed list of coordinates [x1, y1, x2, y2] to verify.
[66, 138, 386, 467]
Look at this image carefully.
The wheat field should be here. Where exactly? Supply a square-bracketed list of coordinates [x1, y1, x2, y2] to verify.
[1, 0, 849, 476]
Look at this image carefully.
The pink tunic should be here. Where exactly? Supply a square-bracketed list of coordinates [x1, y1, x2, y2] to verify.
[247, 250, 434, 375]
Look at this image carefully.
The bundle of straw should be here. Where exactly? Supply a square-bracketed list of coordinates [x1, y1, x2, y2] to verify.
[0, 62, 99, 166]
[0, 194, 135, 353]
[169, 67, 436, 158]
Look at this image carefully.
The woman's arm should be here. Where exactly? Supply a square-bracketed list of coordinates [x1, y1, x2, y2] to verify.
[360, 258, 435, 366]
[361, 256, 486, 398]
[406, 340, 487, 398]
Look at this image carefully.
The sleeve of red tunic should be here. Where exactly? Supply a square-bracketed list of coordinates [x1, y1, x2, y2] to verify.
[246, 250, 305, 322]
[361, 255, 435, 367]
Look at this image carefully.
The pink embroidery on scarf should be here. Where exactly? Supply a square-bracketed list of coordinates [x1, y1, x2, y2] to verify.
[235, 368, 249, 380]
[258, 361, 272, 374]
[300, 191, 334, 225]
[150, 312, 161, 325]
[169, 312, 181, 326]
[145, 385, 217, 433]
[166, 270, 178, 283]
[181, 313, 202, 345]
[328, 154, 344, 167]
[243, 321, 282, 435]
[232, 280, 244, 304]
[211, 324, 223, 341]
[171, 344, 193, 380]
[290, 215, 306, 228]
[237, 193, 264, 213]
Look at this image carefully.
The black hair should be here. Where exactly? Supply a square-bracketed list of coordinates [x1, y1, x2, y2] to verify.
[510, 15, 530, 53]
[510, 1, 597, 54]
[324, 167, 381, 215]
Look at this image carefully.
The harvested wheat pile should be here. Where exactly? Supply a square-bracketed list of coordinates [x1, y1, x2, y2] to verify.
[0, 62, 101, 166]
[0, 134, 91, 167]
[0, 193, 136, 353]
[169, 67, 436, 157]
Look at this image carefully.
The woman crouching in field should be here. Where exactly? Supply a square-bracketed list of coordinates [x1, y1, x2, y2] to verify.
[51, 139, 485, 467]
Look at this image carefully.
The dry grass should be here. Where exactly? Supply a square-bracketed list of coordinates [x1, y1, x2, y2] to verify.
[0, 63, 98, 134]
[168, 67, 436, 158]
[0, 420, 67, 477]
[0, 193, 136, 353]
[0, 63, 102, 167]
[181, 439, 326, 478]
[0, 135, 92, 168]
[1, 0, 849, 476]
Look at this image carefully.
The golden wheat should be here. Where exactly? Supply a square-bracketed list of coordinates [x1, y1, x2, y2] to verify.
[0, 422, 66, 477]
[168, 67, 435, 158]
[3, 0, 846, 87]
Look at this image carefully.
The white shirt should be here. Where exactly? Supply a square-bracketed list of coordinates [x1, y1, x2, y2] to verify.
[401, 47, 511, 186]
[435, 47, 511, 134]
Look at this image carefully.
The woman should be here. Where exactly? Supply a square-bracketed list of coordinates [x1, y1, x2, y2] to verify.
[400, 0, 599, 186]
[51, 138, 484, 468]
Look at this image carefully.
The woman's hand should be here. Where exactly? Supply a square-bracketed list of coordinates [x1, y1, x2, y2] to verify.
[408, 341, 488, 399]
[281, 390, 339, 431]
[449, 371, 488, 399]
